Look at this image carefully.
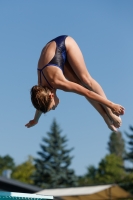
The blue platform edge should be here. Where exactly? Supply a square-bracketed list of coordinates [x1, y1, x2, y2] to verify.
[0, 192, 53, 199]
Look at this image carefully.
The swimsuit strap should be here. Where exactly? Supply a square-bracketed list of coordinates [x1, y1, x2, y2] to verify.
[37, 68, 53, 89]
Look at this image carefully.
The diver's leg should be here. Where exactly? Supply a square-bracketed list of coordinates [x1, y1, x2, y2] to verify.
[65, 36, 122, 127]
[64, 61, 117, 131]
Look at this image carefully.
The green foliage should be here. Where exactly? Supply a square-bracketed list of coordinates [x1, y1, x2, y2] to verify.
[120, 172, 133, 194]
[125, 126, 133, 168]
[96, 154, 125, 184]
[12, 156, 35, 184]
[79, 154, 126, 186]
[122, 126, 133, 193]
[78, 165, 98, 186]
[0, 155, 15, 175]
[77, 132, 126, 187]
[32, 119, 77, 188]
[108, 131, 125, 159]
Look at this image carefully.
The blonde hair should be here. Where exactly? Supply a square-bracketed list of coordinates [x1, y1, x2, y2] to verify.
[30, 85, 51, 113]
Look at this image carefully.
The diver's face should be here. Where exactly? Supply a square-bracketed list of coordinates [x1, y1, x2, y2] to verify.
[48, 91, 60, 111]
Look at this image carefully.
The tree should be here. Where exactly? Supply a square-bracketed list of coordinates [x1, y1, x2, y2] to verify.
[122, 126, 133, 193]
[96, 154, 125, 184]
[0, 155, 15, 175]
[125, 126, 133, 170]
[78, 165, 98, 186]
[107, 131, 125, 159]
[12, 156, 35, 184]
[79, 154, 125, 186]
[32, 119, 77, 188]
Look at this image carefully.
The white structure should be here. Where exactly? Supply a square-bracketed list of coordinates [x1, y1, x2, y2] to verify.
[37, 184, 132, 200]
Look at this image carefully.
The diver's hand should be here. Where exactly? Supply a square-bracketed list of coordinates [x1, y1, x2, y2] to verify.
[25, 119, 38, 128]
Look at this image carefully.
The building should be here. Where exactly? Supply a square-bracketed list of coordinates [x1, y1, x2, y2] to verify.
[0, 176, 41, 193]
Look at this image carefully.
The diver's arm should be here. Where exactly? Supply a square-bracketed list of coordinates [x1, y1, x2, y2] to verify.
[25, 110, 42, 128]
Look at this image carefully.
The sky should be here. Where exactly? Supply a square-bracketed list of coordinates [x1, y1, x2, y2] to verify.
[0, 0, 133, 176]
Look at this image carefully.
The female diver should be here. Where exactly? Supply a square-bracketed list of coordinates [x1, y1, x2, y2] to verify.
[25, 35, 125, 131]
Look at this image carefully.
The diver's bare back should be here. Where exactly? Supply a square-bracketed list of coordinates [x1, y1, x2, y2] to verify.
[37, 41, 59, 87]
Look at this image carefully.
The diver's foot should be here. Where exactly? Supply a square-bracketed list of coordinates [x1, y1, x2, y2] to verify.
[105, 108, 122, 128]
[109, 114, 122, 128]
[103, 114, 118, 132]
